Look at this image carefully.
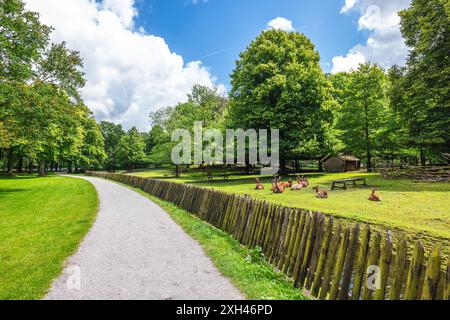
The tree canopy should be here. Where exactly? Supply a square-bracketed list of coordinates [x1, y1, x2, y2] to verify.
[227, 29, 339, 171]
[0, 0, 105, 175]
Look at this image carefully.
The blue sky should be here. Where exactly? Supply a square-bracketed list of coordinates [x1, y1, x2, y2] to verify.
[25, 0, 411, 129]
[134, 0, 366, 86]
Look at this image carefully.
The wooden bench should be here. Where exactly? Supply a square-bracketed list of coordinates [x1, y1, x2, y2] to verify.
[332, 177, 367, 190]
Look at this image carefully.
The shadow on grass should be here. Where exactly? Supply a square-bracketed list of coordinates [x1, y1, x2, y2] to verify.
[0, 188, 27, 199]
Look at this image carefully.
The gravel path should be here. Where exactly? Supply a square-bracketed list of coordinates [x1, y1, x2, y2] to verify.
[45, 175, 244, 300]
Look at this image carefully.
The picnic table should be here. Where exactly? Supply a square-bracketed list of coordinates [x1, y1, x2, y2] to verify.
[331, 177, 367, 190]
[207, 174, 230, 182]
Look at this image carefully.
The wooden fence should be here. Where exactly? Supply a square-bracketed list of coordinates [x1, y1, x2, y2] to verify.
[86, 171, 450, 300]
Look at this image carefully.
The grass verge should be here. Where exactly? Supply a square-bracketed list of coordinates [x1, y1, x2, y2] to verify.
[0, 175, 98, 300]
[112, 180, 308, 300]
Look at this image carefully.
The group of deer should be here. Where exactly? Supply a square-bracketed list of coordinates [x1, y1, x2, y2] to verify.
[256, 176, 327, 198]
[255, 177, 381, 201]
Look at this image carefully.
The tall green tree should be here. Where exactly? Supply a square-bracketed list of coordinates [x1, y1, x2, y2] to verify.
[227, 29, 338, 173]
[333, 63, 389, 171]
[0, 0, 92, 176]
[100, 121, 125, 172]
[1, 0, 51, 174]
[116, 127, 147, 172]
[398, 0, 450, 162]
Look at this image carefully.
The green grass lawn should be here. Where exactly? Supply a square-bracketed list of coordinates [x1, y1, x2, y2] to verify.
[130, 169, 450, 240]
[112, 180, 308, 300]
[0, 175, 98, 300]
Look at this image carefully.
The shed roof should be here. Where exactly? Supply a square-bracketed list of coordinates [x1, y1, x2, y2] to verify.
[321, 154, 360, 162]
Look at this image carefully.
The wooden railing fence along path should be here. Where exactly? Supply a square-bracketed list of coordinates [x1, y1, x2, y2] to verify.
[86, 171, 450, 300]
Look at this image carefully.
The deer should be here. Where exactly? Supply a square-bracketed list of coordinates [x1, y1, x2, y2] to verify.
[299, 176, 309, 188]
[369, 189, 381, 202]
[312, 186, 328, 199]
[271, 177, 286, 194]
[255, 178, 265, 191]
[291, 176, 304, 191]
[279, 179, 293, 189]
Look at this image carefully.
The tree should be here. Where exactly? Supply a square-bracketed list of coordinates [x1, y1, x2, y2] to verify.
[116, 127, 147, 171]
[398, 0, 450, 162]
[1, 0, 51, 174]
[334, 63, 389, 171]
[0, 0, 93, 176]
[100, 121, 125, 172]
[227, 29, 338, 173]
[0, 0, 51, 82]
[35, 42, 86, 102]
[78, 116, 106, 170]
[148, 85, 227, 176]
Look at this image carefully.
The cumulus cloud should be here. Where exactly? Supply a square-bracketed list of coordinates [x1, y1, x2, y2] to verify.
[267, 17, 295, 32]
[331, 52, 366, 73]
[24, 0, 220, 130]
[332, 0, 411, 73]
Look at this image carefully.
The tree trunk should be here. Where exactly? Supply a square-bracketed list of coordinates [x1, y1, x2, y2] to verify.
[38, 159, 46, 177]
[318, 160, 324, 172]
[364, 103, 372, 172]
[17, 157, 24, 173]
[280, 158, 288, 175]
[68, 161, 73, 173]
[6, 149, 14, 175]
[28, 160, 34, 174]
[419, 148, 426, 167]
[175, 164, 180, 178]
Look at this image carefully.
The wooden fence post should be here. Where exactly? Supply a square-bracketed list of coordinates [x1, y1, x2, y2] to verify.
[421, 244, 442, 300]
[318, 223, 342, 300]
[374, 231, 393, 300]
[352, 225, 371, 300]
[389, 237, 408, 300]
[311, 217, 334, 297]
[339, 224, 360, 300]
[329, 227, 350, 300]
[305, 213, 325, 290]
[361, 232, 382, 300]
[405, 241, 425, 300]
[445, 257, 450, 300]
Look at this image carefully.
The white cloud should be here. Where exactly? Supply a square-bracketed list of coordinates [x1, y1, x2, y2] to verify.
[341, 0, 357, 13]
[332, 0, 411, 73]
[331, 51, 366, 73]
[24, 0, 220, 130]
[267, 17, 295, 32]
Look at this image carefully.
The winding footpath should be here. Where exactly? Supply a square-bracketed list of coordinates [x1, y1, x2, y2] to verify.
[45, 175, 243, 300]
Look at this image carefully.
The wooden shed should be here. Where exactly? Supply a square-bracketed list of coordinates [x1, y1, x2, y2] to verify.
[321, 154, 361, 173]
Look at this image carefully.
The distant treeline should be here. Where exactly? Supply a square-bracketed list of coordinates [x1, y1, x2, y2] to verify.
[1, 0, 448, 176]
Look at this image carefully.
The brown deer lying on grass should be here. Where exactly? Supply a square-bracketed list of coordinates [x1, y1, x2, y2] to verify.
[291, 176, 304, 191]
[299, 176, 309, 188]
[312, 186, 328, 199]
[255, 178, 264, 190]
[279, 179, 293, 189]
[271, 177, 287, 193]
[369, 189, 381, 202]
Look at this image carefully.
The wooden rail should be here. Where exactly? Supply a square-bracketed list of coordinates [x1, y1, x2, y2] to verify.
[86, 171, 450, 300]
